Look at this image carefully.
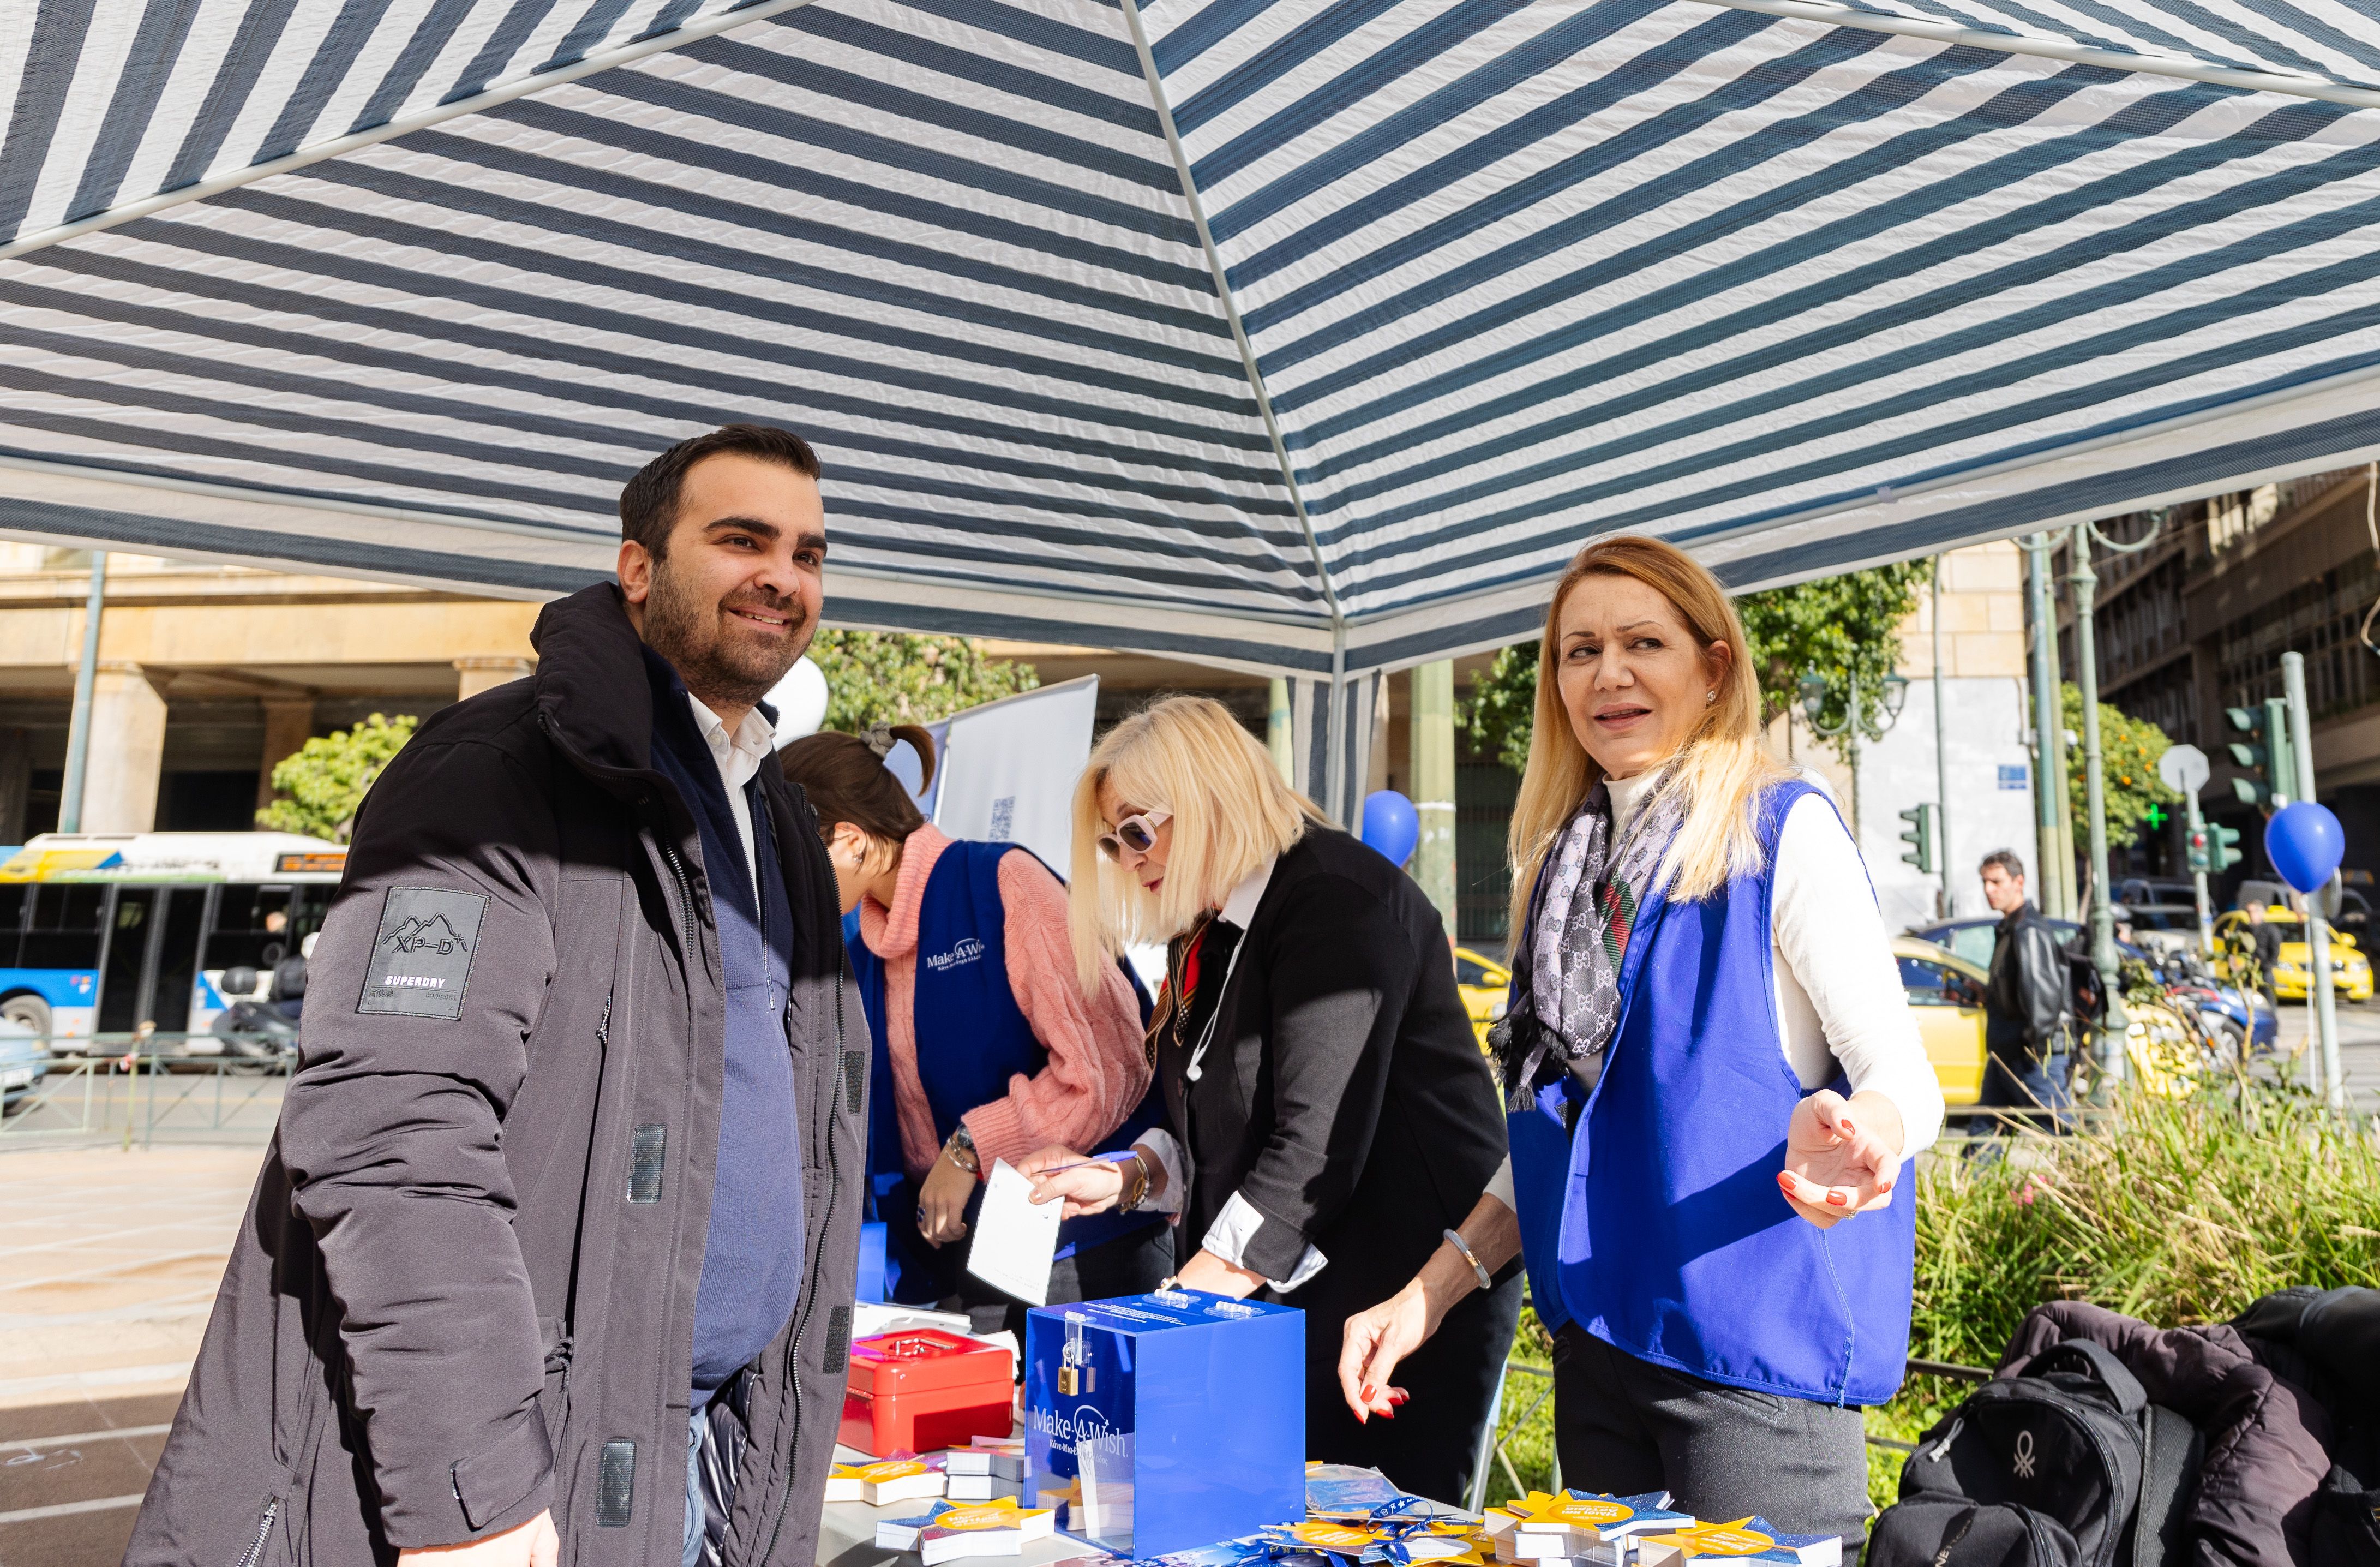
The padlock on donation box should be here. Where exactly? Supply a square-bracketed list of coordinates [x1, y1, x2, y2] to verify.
[1023, 1290, 1304, 1562]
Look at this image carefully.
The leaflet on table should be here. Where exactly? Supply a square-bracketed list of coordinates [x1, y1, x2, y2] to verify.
[1482, 1492, 1692, 1564]
[874, 1497, 1058, 1564]
[827, 1455, 949, 1505]
[1634, 1518, 1840, 1567]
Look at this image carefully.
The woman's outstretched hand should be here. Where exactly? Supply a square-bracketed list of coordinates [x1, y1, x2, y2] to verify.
[1337, 1288, 1425, 1424]
[1017, 1146, 1122, 1219]
[1778, 1089, 1904, 1229]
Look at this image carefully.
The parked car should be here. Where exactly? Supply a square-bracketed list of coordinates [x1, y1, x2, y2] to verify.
[0, 1020, 46, 1112]
[2213, 907, 2375, 1001]
[1911, 913, 2278, 1049]
[1892, 936, 1988, 1106]
[1453, 946, 1509, 1052]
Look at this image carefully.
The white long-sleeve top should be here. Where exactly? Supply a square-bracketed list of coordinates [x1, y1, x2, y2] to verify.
[1607, 770, 1944, 1155]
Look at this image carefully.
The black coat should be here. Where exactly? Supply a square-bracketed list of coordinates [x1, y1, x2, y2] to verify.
[129, 585, 867, 1567]
[1158, 827, 1509, 1332]
[1984, 900, 2071, 1055]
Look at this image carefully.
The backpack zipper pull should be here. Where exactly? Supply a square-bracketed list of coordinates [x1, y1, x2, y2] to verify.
[1923, 1416, 1964, 1463]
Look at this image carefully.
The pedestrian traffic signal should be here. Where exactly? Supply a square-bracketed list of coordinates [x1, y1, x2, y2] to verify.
[2226, 701, 2295, 809]
[2211, 823, 2244, 871]
[2186, 826, 2210, 872]
[1898, 802, 1936, 874]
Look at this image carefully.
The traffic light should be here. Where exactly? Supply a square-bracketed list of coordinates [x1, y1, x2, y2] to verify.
[2226, 700, 2296, 808]
[2211, 823, 2244, 871]
[1898, 802, 1937, 874]
[2186, 825, 2211, 872]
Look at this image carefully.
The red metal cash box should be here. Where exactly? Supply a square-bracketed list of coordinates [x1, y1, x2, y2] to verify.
[841, 1329, 1015, 1457]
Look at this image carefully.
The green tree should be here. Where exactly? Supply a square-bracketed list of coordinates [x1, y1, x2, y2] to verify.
[2062, 681, 2179, 848]
[1736, 560, 1933, 758]
[255, 713, 417, 842]
[1459, 561, 1933, 772]
[806, 630, 1039, 732]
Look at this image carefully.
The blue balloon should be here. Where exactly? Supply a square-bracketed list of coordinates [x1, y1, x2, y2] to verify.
[1361, 790, 1420, 869]
[2264, 800, 2346, 894]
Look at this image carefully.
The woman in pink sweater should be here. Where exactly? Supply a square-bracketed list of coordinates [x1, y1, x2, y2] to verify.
[781, 725, 1169, 1330]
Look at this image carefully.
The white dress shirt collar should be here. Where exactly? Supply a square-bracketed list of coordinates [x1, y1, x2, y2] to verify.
[685, 695, 776, 896]
[1217, 853, 1276, 929]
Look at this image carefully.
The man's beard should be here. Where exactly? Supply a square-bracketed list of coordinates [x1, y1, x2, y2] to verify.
[640, 556, 809, 714]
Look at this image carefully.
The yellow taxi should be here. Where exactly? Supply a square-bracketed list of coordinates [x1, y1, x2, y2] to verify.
[1454, 946, 1511, 1052]
[1892, 937, 1989, 1105]
[2213, 908, 2373, 1001]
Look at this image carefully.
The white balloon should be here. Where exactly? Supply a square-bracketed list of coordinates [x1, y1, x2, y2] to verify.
[768, 657, 830, 747]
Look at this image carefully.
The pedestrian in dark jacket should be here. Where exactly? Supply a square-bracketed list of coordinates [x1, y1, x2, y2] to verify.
[1973, 849, 2075, 1137]
[129, 425, 866, 1567]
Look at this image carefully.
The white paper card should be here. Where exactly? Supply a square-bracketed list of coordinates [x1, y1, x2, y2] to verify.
[964, 1158, 1063, 1306]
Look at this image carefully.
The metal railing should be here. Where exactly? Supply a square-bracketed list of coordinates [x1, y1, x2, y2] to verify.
[0, 1036, 291, 1148]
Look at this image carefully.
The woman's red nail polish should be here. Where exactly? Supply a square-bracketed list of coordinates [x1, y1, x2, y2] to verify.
[1362, 1385, 1376, 1401]
[1380, 1407, 1397, 1421]
[1827, 1191, 1848, 1206]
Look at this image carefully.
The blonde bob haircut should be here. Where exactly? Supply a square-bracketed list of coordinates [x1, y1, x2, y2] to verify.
[1505, 535, 1790, 940]
[1069, 695, 1323, 994]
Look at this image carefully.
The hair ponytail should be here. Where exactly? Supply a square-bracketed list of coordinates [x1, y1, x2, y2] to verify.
[779, 725, 937, 842]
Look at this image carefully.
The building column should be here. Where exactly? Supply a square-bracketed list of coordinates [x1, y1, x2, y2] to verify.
[256, 698, 316, 813]
[80, 663, 168, 833]
[455, 656, 534, 699]
[1410, 660, 1458, 931]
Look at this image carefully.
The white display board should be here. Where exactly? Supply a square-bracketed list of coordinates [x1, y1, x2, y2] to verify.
[931, 677, 1100, 876]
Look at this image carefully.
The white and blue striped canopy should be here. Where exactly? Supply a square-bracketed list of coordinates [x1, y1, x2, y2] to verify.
[2, 0, 2377, 715]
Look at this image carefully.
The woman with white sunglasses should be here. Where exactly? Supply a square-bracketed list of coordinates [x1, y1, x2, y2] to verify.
[1021, 696, 1515, 1504]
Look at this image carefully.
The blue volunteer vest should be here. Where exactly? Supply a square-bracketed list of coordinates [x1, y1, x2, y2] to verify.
[1507, 779, 1916, 1406]
[847, 839, 1162, 1305]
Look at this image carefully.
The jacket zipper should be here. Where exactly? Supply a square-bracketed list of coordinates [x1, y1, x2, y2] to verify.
[753, 961, 847, 1567]
[227, 1499, 278, 1567]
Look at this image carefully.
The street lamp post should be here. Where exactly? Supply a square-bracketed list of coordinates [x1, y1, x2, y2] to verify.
[2065, 525, 2128, 1097]
[1800, 668, 1908, 839]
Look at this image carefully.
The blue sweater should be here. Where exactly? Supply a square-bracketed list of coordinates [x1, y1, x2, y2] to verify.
[644, 651, 804, 1399]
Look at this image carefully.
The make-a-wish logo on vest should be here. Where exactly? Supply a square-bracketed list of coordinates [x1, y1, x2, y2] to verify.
[925, 936, 986, 972]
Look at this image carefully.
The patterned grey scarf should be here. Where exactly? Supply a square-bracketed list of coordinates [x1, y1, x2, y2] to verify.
[1508, 770, 1687, 1097]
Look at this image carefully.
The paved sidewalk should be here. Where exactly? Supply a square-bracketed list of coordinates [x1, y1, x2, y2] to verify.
[0, 1144, 265, 1566]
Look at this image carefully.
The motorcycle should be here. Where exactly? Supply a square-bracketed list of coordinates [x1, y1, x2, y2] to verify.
[211, 965, 301, 1068]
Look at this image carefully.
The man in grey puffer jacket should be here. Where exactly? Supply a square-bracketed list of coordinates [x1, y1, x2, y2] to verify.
[129, 424, 866, 1567]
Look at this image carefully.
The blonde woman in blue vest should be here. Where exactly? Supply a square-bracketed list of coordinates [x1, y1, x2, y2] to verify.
[1336, 537, 1943, 1553]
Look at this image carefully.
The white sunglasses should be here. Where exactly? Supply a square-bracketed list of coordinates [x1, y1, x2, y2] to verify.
[1096, 810, 1171, 861]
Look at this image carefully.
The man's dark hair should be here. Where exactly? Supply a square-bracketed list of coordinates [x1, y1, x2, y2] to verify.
[619, 424, 820, 557]
[1980, 848, 2026, 880]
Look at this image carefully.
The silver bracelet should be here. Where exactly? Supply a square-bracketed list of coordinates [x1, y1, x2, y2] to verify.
[1443, 1228, 1493, 1291]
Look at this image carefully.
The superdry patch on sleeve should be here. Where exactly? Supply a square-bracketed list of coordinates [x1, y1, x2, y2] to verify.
[357, 886, 490, 1019]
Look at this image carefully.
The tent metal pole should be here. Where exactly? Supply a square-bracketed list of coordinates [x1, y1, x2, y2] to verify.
[58, 552, 108, 834]
[1120, 0, 1347, 802]
[1674, 0, 2380, 111]
[0, 0, 829, 264]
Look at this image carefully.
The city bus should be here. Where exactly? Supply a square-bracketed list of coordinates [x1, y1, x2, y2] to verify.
[0, 832, 347, 1050]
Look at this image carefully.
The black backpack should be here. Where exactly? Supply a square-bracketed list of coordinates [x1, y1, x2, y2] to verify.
[1869, 1341, 2199, 1567]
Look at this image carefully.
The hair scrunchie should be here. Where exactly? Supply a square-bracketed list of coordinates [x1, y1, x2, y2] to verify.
[862, 722, 897, 759]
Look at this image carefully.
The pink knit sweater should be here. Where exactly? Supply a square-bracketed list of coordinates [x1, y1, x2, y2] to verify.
[856, 824, 1150, 1181]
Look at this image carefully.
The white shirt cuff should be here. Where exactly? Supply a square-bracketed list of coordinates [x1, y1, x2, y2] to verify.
[1484, 1153, 1515, 1213]
[1131, 1129, 1186, 1216]
[1201, 1191, 1328, 1292]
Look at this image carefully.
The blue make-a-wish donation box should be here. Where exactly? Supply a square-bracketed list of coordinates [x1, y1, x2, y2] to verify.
[1023, 1289, 1304, 1560]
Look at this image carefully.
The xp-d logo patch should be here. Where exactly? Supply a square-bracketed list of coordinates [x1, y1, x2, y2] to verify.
[358, 887, 489, 1020]
[388, 913, 470, 958]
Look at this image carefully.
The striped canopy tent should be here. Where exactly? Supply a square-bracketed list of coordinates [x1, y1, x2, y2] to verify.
[2, 0, 2378, 816]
